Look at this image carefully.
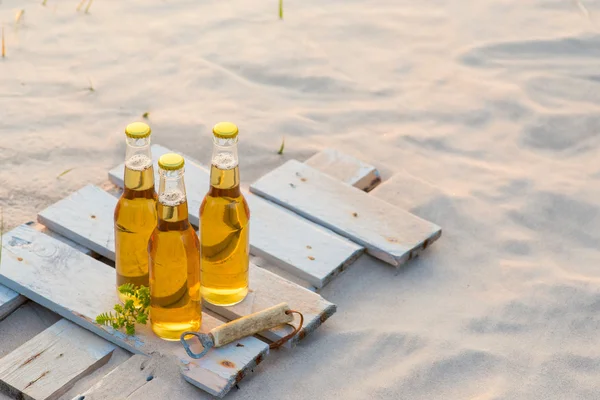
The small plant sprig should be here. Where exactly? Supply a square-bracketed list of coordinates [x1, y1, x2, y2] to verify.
[96, 284, 150, 335]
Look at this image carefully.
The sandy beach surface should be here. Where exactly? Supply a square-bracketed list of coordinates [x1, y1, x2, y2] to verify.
[2, 0, 600, 399]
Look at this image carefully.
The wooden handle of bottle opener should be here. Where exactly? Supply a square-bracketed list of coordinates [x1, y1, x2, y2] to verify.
[210, 303, 294, 348]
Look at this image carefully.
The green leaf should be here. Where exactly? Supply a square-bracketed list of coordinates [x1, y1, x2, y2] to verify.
[96, 284, 150, 336]
[279, 0, 283, 19]
[56, 168, 74, 179]
[124, 299, 135, 311]
[96, 314, 107, 324]
[142, 112, 149, 119]
[139, 286, 150, 305]
[118, 283, 135, 295]
[136, 313, 148, 324]
[277, 137, 285, 155]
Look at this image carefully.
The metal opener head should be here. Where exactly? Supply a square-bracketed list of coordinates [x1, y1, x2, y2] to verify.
[180, 331, 215, 359]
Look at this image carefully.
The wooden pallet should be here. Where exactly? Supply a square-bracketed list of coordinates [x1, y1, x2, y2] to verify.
[0, 148, 441, 399]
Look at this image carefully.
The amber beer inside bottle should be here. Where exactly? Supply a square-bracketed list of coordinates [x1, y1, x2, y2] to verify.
[114, 122, 157, 304]
[200, 122, 250, 306]
[148, 153, 202, 340]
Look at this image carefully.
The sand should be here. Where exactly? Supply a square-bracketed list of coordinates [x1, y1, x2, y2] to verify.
[1, 0, 600, 398]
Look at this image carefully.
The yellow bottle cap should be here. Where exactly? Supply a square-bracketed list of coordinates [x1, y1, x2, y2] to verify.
[158, 153, 185, 170]
[125, 122, 151, 139]
[213, 122, 238, 139]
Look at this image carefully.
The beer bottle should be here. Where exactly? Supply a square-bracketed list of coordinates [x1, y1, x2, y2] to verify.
[199, 122, 250, 306]
[114, 122, 157, 303]
[148, 153, 202, 340]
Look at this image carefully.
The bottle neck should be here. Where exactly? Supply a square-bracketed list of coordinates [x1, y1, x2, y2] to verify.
[123, 136, 154, 193]
[125, 136, 152, 162]
[157, 169, 188, 224]
[210, 136, 240, 191]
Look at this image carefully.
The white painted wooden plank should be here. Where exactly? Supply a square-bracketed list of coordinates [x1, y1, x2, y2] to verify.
[0, 285, 25, 322]
[0, 319, 115, 400]
[0, 224, 94, 322]
[38, 186, 116, 261]
[305, 148, 381, 192]
[209, 266, 336, 346]
[30, 222, 96, 258]
[73, 353, 224, 400]
[0, 224, 269, 398]
[107, 144, 363, 288]
[37, 185, 336, 347]
[243, 194, 363, 288]
[250, 160, 442, 267]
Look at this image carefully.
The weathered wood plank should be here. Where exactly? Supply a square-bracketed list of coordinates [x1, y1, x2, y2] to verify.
[38, 186, 116, 261]
[0, 224, 269, 398]
[108, 145, 363, 288]
[0, 319, 115, 400]
[72, 353, 220, 400]
[250, 160, 442, 267]
[0, 224, 94, 322]
[0, 285, 26, 322]
[71, 354, 155, 400]
[37, 184, 336, 347]
[305, 148, 381, 192]
[29, 222, 97, 257]
[211, 266, 336, 346]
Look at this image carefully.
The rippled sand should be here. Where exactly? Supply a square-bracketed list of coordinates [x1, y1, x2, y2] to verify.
[1, 0, 600, 399]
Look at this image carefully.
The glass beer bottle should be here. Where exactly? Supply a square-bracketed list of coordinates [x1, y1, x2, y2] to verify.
[148, 153, 202, 340]
[199, 122, 250, 306]
[114, 122, 157, 303]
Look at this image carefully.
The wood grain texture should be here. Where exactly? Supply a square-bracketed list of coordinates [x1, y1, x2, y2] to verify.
[36, 185, 337, 347]
[0, 224, 93, 322]
[71, 354, 160, 400]
[30, 222, 97, 257]
[208, 266, 336, 347]
[72, 353, 226, 400]
[211, 303, 293, 348]
[250, 160, 442, 267]
[38, 185, 116, 260]
[108, 145, 364, 288]
[0, 224, 269, 398]
[305, 148, 381, 192]
[0, 319, 115, 400]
